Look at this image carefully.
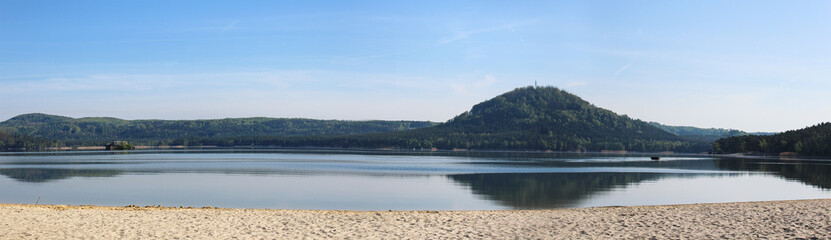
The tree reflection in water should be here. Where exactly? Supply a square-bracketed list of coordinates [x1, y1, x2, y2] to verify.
[450, 157, 831, 209]
[713, 157, 831, 189]
[0, 168, 122, 183]
[448, 172, 663, 209]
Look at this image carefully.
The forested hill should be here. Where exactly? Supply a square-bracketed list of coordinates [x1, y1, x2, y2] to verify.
[648, 122, 746, 137]
[714, 122, 831, 156]
[2, 87, 716, 152]
[648, 122, 748, 143]
[197, 86, 711, 152]
[415, 86, 707, 152]
[0, 113, 437, 145]
[0, 131, 60, 151]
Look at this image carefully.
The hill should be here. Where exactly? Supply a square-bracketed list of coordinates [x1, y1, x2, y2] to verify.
[0, 131, 60, 151]
[648, 122, 747, 136]
[648, 122, 778, 143]
[648, 122, 748, 143]
[190, 86, 711, 152]
[412, 86, 705, 151]
[2, 87, 714, 152]
[0, 113, 437, 145]
[714, 122, 831, 156]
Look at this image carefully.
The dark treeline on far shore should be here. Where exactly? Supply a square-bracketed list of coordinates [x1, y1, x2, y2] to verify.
[3, 86, 828, 155]
[161, 129, 712, 153]
[715, 122, 831, 156]
[0, 131, 61, 151]
[0, 113, 437, 144]
[1, 87, 711, 153]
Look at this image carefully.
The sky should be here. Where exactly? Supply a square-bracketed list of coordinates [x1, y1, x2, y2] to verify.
[1, 1, 829, 132]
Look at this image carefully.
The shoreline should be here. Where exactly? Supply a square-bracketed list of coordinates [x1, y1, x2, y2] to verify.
[2, 199, 830, 239]
[0, 146, 709, 156]
[7, 146, 824, 161]
[3, 197, 830, 211]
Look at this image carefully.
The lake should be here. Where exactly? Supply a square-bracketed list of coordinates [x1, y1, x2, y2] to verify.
[1, 149, 830, 210]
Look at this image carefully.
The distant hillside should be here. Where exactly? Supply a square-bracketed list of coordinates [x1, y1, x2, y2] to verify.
[0, 113, 437, 145]
[648, 122, 779, 143]
[194, 86, 711, 152]
[418, 86, 704, 151]
[2, 87, 719, 152]
[648, 122, 746, 136]
[714, 122, 831, 156]
[0, 131, 59, 151]
[748, 131, 779, 136]
[648, 122, 748, 143]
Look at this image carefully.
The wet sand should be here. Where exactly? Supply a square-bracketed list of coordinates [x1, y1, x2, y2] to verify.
[2, 199, 830, 239]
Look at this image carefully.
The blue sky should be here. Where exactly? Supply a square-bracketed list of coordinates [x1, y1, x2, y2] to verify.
[1, 1, 829, 132]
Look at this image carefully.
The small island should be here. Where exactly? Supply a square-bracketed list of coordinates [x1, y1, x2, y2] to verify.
[105, 141, 135, 150]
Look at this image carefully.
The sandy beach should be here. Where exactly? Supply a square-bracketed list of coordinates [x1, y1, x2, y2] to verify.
[2, 199, 830, 239]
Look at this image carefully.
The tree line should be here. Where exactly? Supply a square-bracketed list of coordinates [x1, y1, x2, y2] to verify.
[0, 113, 436, 146]
[0, 131, 61, 151]
[1, 87, 724, 153]
[714, 122, 831, 156]
[162, 87, 713, 153]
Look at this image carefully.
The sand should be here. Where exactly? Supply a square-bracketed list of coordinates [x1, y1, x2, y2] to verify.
[2, 199, 830, 239]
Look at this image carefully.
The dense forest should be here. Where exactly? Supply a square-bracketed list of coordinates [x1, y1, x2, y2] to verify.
[648, 122, 749, 143]
[648, 122, 746, 136]
[0, 113, 436, 146]
[648, 122, 778, 143]
[2, 87, 727, 153]
[0, 131, 61, 151]
[714, 123, 831, 156]
[170, 87, 712, 152]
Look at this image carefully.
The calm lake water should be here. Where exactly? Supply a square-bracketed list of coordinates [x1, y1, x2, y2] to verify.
[1, 149, 830, 210]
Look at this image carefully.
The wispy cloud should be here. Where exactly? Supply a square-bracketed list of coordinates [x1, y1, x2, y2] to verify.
[614, 63, 631, 77]
[564, 81, 588, 88]
[0, 70, 475, 121]
[334, 50, 414, 65]
[220, 20, 240, 33]
[437, 20, 538, 45]
[185, 20, 242, 33]
[586, 47, 831, 86]
[0, 70, 448, 96]
[4, 75, 161, 92]
[449, 75, 499, 97]
[0, 72, 301, 94]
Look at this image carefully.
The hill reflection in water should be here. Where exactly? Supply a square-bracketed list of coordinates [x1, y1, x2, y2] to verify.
[0, 168, 122, 183]
[448, 172, 664, 209]
[0, 151, 830, 210]
[714, 157, 831, 189]
[448, 157, 831, 209]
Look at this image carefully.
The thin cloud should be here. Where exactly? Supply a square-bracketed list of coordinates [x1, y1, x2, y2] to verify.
[337, 50, 413, 65]
[220, 20, 240, 33]
[564, 81, 588, 88]
[1, 70, 447, 96]
[437, 20, 538, 45]
[450, 75, 499, 97]
[614, 63, 631, 77]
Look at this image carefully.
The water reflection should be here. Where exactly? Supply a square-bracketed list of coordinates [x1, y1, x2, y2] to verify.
[714, 157, 831, 189]
[0, 168, 122, 183]
[448, 172, 664, 208]
[0, 151, 830, 210]
[447, 157, 831, 209]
